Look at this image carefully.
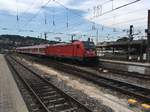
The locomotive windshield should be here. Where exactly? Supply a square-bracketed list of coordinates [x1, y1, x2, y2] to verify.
[83, 41, 96, 50]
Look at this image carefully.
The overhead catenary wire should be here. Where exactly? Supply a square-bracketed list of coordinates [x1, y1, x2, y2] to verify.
[95, 7, 149, 22]
[52, 7, 55, 26]
[44, 13, 47, 24]
[53, 0, 141, 30]
[16, 0, 143, 35]
[19, 3, 149, 31]
[53, 14, 146, 35]
[15, 0, 20, 31]
[17, 5, 148, 34]
[54, 0, 95, 25]
[49, 0, 99, 38]
[110, 17, 146, 26]
[90, 0, 141, 19]
[0, 12, 16, 17]
[46, 19, 137, 40]
[66, 8, 69, 28]
[16, 15, 146, 38]
[21, 0, 42, 16]
[16, 0, 19, 22]
[21, 0, 52, 29]
[12, 0, 146, 40]
[43, 7, 47, 25]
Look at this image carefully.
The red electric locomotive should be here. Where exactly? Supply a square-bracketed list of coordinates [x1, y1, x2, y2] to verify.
[16, 40, 97, 62]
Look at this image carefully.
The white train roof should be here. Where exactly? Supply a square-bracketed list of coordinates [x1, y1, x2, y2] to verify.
[17, 44, 49, 49]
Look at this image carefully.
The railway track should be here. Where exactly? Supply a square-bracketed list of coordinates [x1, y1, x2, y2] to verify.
[19, 53, 150, 81]
[18, 55, 150, 103]
[6, 55, 93, 112]
[52, 63, 150, 103]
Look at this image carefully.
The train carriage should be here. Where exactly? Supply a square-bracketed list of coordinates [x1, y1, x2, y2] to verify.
[16, 44, 49, 55]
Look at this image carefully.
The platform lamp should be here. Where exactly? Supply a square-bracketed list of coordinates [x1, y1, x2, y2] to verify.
[147, 10, 150, 62]
[127, 25, 134, 60]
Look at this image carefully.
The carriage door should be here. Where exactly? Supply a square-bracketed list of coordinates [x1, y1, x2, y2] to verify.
[73, 45, 77, 57]
[76, 44, 80, 57]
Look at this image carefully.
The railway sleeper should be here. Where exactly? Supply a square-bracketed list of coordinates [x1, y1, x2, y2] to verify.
[33, 88, 54, 93]
[40, 95, 62, 100]
[7, 56, 94, 112]
[35, 85, 50, 89]
[39, 93, 59, 98]
[43, 98, 65, 104]
[47, 102, 70, 111]
[38, 92, 60, 98]
[46, 99, 67, 106]
[33, 89, 55, 94]
[38, 91, 57, 96]
[31, 107, 41, 112]
[30, 104, 41, 110]
[59, 107, 78, 112]
[32, 84, 50, 88]
[30, 82, 47, 85]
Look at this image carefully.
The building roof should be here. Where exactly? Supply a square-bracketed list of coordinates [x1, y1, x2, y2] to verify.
[97, 39, 147, 47]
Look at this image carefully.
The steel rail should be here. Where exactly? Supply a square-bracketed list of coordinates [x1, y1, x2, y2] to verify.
[56, 63, 150, 103]
[6, 56, 51, 112]
[30, 57, 150, 103]
[8, 56, 93, 112]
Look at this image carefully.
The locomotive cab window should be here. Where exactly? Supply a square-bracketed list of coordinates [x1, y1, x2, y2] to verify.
[83, 41, 96, 50]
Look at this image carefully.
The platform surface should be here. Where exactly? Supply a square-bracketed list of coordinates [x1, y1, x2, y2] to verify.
[99, 58, 150, 67]
[0, 54, 28, 112]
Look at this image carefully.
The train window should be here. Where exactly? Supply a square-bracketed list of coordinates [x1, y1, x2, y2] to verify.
[83, 41, 96, 50]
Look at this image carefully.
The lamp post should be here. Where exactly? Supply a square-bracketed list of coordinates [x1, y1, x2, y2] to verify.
[128, 25, 134, 60]
[147, 10, 150, 62]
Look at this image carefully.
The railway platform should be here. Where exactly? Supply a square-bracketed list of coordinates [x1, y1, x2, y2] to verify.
[0, 54, 28, 112]
[99, 59, 150, 75]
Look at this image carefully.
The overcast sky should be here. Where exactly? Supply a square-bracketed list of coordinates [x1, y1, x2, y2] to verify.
[0, 0, 149, 42]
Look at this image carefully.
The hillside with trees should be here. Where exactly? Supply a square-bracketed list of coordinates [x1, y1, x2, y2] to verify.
[0, 34, 58, 51]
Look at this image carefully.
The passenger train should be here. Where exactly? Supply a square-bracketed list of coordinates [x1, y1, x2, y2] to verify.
[16, 40, 98, 62]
